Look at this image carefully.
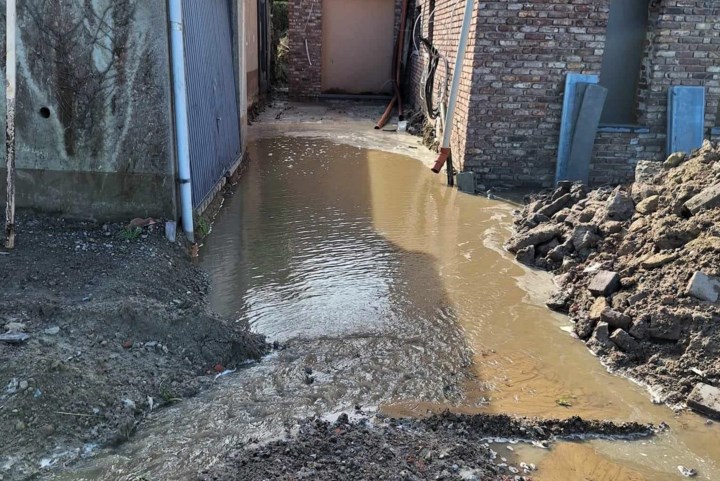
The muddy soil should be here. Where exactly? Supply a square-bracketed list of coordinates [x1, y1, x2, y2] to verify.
[0, 215, 266, 479]
[506, 140, 720, 409]
[200, 412, 652, 481]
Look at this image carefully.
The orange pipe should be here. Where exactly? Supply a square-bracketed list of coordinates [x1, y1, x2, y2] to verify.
[431, 147, 450, 173]
[375, 95, 398, 129]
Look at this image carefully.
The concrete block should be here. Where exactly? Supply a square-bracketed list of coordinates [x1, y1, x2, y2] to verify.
[610, 329, 640, 353]
[684, 183, 720, 215]
[686, 272, 720, 303]
[687, 383, 720, 419]
[601, 309, 632, 330]
[457, 172, 476, 194]
[588, 270, 621, 297]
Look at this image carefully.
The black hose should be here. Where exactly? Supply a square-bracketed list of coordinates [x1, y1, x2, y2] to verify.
[420, 37, 444, 120]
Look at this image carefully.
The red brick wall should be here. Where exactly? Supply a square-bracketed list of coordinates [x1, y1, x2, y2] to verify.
[288, 0, 323, 98]
[410, 0, 720, 189]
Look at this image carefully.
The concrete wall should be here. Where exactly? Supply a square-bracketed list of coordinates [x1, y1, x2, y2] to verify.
[289, 0, 404, 98]
[245, 0, 260, 106]
[410, 0, 720, 190]
[321, 0, 395, 94]
[0, 0, 176, 220]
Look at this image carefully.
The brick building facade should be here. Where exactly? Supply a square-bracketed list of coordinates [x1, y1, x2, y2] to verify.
[410, 0, 720, 189]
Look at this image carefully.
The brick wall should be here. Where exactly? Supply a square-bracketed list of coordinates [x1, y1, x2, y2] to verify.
[409, 0, 720, 189]
[288, 0, 322, 98]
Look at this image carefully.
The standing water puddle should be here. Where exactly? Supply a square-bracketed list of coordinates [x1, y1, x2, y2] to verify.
[52, 137, 720, 480]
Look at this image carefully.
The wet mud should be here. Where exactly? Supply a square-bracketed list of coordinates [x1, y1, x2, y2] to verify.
[21, 107, 720, 480]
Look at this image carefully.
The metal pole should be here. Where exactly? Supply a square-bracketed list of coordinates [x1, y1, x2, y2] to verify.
[5, 0, 17, 249]
[169, 0, 195, 243]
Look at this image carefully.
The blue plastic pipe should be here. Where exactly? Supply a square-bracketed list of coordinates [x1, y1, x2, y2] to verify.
[169, 0, 195, 242]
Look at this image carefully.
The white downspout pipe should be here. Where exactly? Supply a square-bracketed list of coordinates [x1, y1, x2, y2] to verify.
[431, 0, 475, 186]
[169, 0, 195, 243]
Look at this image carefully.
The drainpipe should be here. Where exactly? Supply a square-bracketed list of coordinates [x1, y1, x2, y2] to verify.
[431, 0, 475, 188]
[169, 0, 195, 243]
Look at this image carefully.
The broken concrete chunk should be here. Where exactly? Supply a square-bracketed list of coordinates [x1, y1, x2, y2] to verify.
[610, 329, 640, 353]
[505, 224, 561, 254]
[588, 270, 621, 297]
[635, 195, 660, 215]
[684, 183, 720, 215]
[589, 297, 608, 321]
[0, 333, 30, 344]
[635, 159, 663, 184]
[574, 317, 596, 340]
[664, 152, 686, 169]
[546, 288, 572, 313]
[515, 245, 536, 266]
[648, 312, 684, 341]
[601, 309, 632, 330]
[686, 272, 720, 303]
[537, 193, 573, 218]
[605, 187, 635, 221]
[687, 383, 720, 419]
[571, 224, 600, 252]
[641, 252, 678, 270]
[591, 322, 612, 347]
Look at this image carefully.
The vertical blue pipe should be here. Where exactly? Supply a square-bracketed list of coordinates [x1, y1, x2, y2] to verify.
[169, 0, 195, 242]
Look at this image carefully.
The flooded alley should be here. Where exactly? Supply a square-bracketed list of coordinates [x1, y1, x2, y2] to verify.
[47, 102, 720, 481]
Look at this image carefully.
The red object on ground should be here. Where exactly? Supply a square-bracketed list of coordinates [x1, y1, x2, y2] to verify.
[122, 340, 133, 349]
[214, 363, 225, 373]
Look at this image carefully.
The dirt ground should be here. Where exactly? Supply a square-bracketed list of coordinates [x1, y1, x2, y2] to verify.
[200, 412, 652, 481]
[506, 140, 720, 410]
[0, 215, 266, 479]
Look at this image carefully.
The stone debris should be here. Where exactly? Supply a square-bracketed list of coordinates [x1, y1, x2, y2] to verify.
[588, 271, 621, 297]
[686, 272, 720, 303]
[507, 140, 720, 409]
[686, 383, 720, 419]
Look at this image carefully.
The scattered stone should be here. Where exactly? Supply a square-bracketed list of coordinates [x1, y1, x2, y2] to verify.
[601, 309, 632, 330]
[648, 312, 683, 341]
[664, 152, 686, 169]
[571, 224, 600, 252]
[39, 424, 55, 437]
[515, 245, 536, 266]
[588, 271, 621, 297]
[641, 252, 678, 270]
[0, 332, 30, 344]
[588, 297, 608, 321]
[591, 322, 612, 347]
[610, 329, 640, 353]
[43, 326, 61, 336]
[505, 225, 561, 253]
[635, 195, 660, 215]
[122, 340, 133, 349]
[5, 322, 27, 333]
[19, 380, 29, 391]
[686, 272, 720, 303]
[600, 221, 623, 236]
[15, 421, 26, 432]
[605, 187, 635, 221]
[537, 193, 573, 218]
[684, 183, 720, 215]
[678, 466, 698, 477]
[635, 159, 663, 184]
[686, 383, 720, 419]
[546, 288, 572, 312]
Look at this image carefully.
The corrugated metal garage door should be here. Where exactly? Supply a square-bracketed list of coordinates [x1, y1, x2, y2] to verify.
[182, 0, 241, 208]
[321, 0, 395, 95]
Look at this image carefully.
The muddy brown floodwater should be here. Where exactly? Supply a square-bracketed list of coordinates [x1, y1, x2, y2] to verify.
[49, 135, 720, 480]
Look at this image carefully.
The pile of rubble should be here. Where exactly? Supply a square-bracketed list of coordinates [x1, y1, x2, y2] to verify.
[506, 141, 720, 415]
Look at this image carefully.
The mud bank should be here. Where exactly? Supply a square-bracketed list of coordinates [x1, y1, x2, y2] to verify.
[0, 215, 266, 479]
[507, 141, 720, 412]
[200, 412, 652, 481]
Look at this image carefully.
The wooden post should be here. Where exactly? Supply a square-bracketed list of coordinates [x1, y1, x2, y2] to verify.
[5, 0, 17, 249]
